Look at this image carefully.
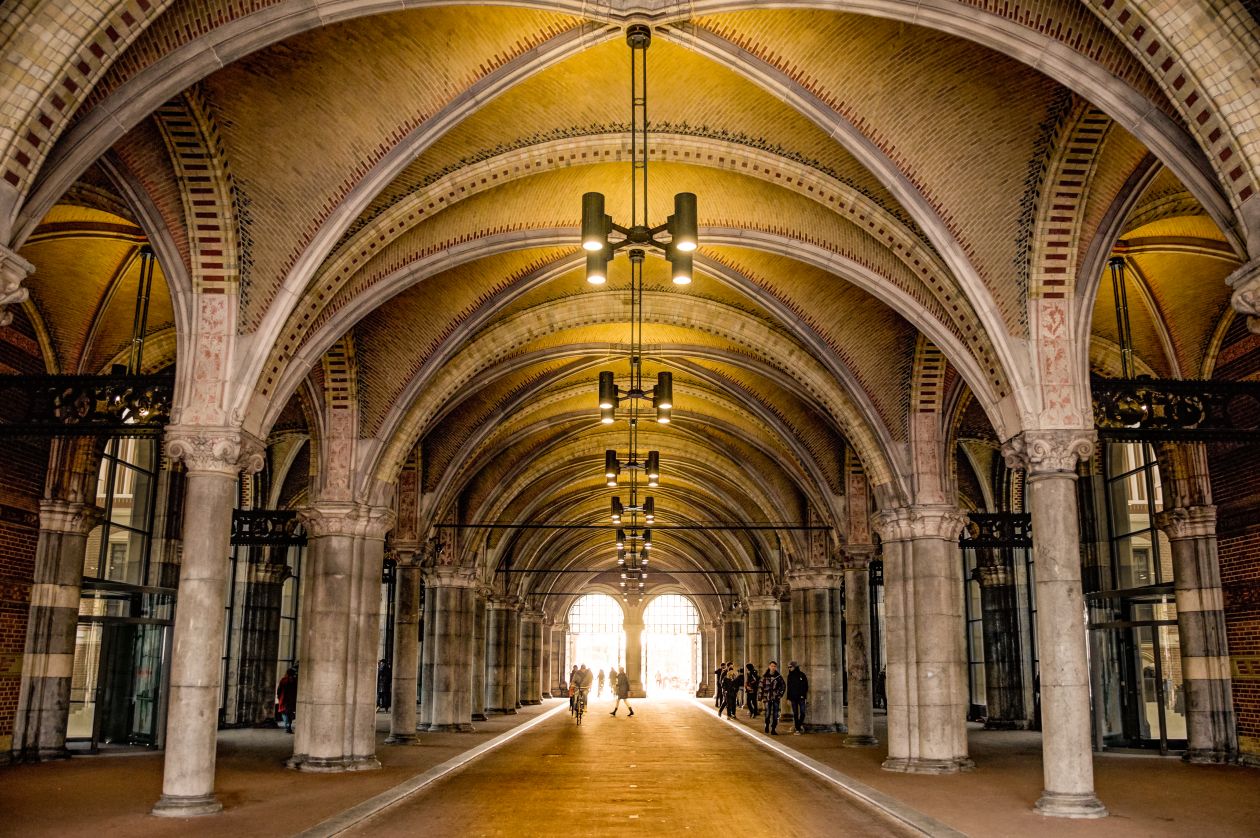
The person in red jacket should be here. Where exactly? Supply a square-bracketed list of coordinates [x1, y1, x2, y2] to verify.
[277, 667, 298, 733]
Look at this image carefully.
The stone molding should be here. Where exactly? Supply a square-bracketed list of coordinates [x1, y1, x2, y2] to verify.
[787, 567, 842, 590]
[165, 425, 265, 477]
[1227, 257, 1260, 335]
[746, 595, 780, 612]
[299, 502, 395, 540]
[1155, 505, 1218, 540]
[1001, 429, 1095, 475]
[423, 565, 479, 588]
[0, 244, 33, 328]
[38, 499, 102, 535]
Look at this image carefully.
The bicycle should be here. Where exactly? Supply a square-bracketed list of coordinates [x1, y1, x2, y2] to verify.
[573, 686, 588, 725]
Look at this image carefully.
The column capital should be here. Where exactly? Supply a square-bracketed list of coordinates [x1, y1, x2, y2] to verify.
[1001, 429, 1095, 476]
[248, 561, 291, 585]
[487, 594, 521, 611]
[908, 506, 968, 540]
[0, 243, 33, 327]
[165, 425, 265, 477]
[840, 543, 876, 569]
[975, 564, 1013, 588]
[38, 499, 102, 534]
[1227, 256, 1260, 335]
[423, 565, 479, 588]
[872, 507, 914, 542]
[392, 545, 423, 567]
[746, 595, 780, 612]
[1155, 505, 1217, 540]
[299, 502, 395, 539]
[787, 567, 842, 589]
[521, 607, 545, 622]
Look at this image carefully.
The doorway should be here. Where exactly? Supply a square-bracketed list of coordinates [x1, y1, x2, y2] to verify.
[642, 594, 700, 694]
[566, 593, 625, 698]
[68, 617, 170, 750]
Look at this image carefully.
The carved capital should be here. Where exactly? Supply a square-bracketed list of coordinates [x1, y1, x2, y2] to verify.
[746, 595, 780, 612]
[871, 507, 914, 543]
[0, 244, 33, 328]
[975, 564, 1013, 588]
[1227, 257, 1260, 335]
[521, 607, 546, 622]
[1002, 429, 1095, 475]
[1155, 505, 1217, 540]
[424, 565, 478, 588]
[300, 502, 394, 539]
[787, 567, 842, 590]
[841, 543, 876, 570]
[165, 425, 265, 477]
[908, 506, 968, 540]
[392, 545, 423, 567]
[38, 499, 102, 535]
[487, 594, 521, 611]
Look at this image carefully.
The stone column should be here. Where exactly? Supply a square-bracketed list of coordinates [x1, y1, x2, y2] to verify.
[485, 596, 520, 713]
[746, 596, 781, 670]
[788, 569, 842, 731]
[829, 584, 846, 730]
[779, 590, 794, 673]
[551, 622, 567, 695]
[976, 557, 1028, 729]
[471, 588, 489, 721]
[152, 428, 262, 817]
[540, 616, 554, 699]
[518, 609, 544, 705]
[876, 512, 914, 765]
[697, 622, 717, 697]
[723, 607, 746, 667]
[351, 513, 391, 764]
[1156, 505, 1238, 764]
[624, 613, 646, 697]
[238, 558, 290, 725]
[386, 550, 422, 744]
[842, 546, 878, 747]
[1004, 430, 1107, 818]
[11, 500, 100, 762]
[426, 567, 477, 732]
[419, 579, 437, 730]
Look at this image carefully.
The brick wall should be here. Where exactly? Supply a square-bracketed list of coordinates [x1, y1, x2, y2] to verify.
[1208, 315, 1260, 760]
[0, 309, 50, 757]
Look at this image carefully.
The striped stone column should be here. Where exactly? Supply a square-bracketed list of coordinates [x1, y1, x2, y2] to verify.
[386, 549, 422, 744]
[1156, 505, 1238, 764]
[11, 500, 100, 762]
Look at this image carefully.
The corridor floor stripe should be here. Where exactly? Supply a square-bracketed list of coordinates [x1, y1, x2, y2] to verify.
[296, 702, 570, 838]
[695, 700, 968, 838]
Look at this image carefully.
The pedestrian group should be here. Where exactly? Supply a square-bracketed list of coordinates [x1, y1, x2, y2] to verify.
[714, 659, 808, 734]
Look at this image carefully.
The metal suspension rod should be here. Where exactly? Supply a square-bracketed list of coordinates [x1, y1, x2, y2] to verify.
[435, 522, 831, 530]
[1109, 256, 1135, 379]
[129, 246, 156, 375]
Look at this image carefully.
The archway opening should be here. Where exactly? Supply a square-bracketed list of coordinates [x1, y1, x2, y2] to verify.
[566, 593, 625, 698]
[642, 594, 701, 695]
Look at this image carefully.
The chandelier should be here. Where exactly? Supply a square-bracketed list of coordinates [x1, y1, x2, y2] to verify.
[583, 24, 698, 601]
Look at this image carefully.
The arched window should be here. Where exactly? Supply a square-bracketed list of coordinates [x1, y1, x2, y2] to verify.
[566, 594, 625, 678]
[568, 593, 625, 634]
[643, 594, 700, 634]
[642, 594, 701, 693]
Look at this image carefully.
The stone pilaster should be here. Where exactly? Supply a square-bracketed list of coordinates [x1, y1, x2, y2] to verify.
[386, 549, 422, 744]
[0, 243, 33, 328]
[1156, 505, 1238, 765]
[518, 608, 544, 706]
[425, 566, 478, 732]
[697, 621, 718, 698]
[788, 568, 842, 732]
[722, 606, 746, 668]
[975, 557, 1029, 730]
[1003, 430, 1107, 818]
[152, 427, 263, 817]
[540, 616, 554, 699]
[288, 502, 394, 773]
[484, 595, 520, 714]
[746, 595, 781, 670]
[419, 574, 437, 729]
[877, 507, 971, 773]
[624, 614, 646, 698]
[11, 500, 101, 762]
[471, 588, 489, 721]
[841, 545, 878, 748]
[551, 622, 568, 695]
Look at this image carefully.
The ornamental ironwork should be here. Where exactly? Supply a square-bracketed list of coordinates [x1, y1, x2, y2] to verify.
[1092, 375, 1260, 441]
[0, 372, 174, 437]
[231, 509, 306, 546]
[960, 513, 1032, 549]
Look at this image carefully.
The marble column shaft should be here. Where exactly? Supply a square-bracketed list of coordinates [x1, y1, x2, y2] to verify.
[485, 597, 520, 714]
[842, 548, 878, 747]
[976, 560, 1028, 729]
[540, 618, 553, 699]
[829, 585, 846, 729]
[551, 624, 567, 694]
[625, 617, 646, 697]
[518, 610, 544, 705]
[12, 500, 99, 762]
[419, 584, 438, 729]
[471, 591, 488, 721]
[1004, 430, 1106, 818]
[153, 429, 262, 817]
[723, 611, 746, 667]
[1157, 505, 1238, 764]
[426, 568, 477, 732]
[746, 596, 781, 669]
[387, 554, 421, 744]
[788, 571, 841, 731]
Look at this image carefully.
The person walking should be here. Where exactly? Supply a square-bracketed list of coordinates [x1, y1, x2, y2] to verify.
[721, 663, 743, 719]
[714, 662, 727, 709]
[745, 663, 761, 718]
[610, 667, 635, 716]
[597, 668, 606, 698]
[787, 660, 808, 734]
[276, 667, 298, 733]
[758, 661, 786, 735]
[376, 659, 391, 712]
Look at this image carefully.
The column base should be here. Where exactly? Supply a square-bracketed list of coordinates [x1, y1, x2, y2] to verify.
[1237, 752, 1260, 769]
[1184, 747, 1239, 765]
[804, 723, 841, 733]
[486, 708, 517, 715]
[13, 745, 71, 763]
[471, 713, 489, 722]
[1035, 791, 1107, 819]
[882, 756, 974, 774]
[520, 699, 541, 706]
[842, 734, 879, 748]
[984, 719, 1032, 731]
[427, 723, 475, 732]
[151, 793, 223, 817]
[384, 733, 418, 745]
[287, 754, 380, 773]
[542, 692, 553, 699]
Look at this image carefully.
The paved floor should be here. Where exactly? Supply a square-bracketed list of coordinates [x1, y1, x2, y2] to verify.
[343, 695, 916, 837]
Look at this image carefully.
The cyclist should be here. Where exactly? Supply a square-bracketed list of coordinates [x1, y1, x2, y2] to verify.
[571, 664, 594, 721]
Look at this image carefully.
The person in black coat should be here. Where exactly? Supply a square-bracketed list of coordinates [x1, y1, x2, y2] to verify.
[786, 661, 808, 734]
[721, 664, 743, 719]
[745, 664, 761, 718]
